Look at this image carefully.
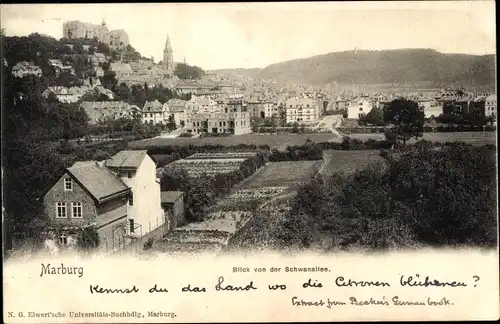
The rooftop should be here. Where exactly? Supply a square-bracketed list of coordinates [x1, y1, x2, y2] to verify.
[106, 150, 148, 169]
[67, 162, 130, 201]
[161, 191, 184, 204]
[96, 204, 127, 228]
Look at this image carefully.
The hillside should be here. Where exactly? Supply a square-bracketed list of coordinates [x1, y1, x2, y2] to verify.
[212, 49, 496, 87]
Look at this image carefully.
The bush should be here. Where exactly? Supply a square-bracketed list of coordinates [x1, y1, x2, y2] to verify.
[143, 237, 154, 250]
[379, 148, 391, 159]
[77, 226, 100, 250]
[178, 132, 193, 138]
[278, 143, 497, 250]
[268, 140, 323, 161]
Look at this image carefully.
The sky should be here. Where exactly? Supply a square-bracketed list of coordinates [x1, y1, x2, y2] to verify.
[1, 2, 496, 70]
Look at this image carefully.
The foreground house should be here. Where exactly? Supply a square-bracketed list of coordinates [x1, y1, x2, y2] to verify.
[43, 150, 170, 253]
[106, 150, 165, 238]
[43, 161, 131, 253]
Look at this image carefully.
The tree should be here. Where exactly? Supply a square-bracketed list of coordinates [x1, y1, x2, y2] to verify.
[361, 107, 384, 126]
[174, 63, 205, 80]
[73, 43, 85, 55]
[77, 226, 100, 250]
[166, 114, 176, 131]
[100, 70, 117, 90]
[97, 42, 111, 56]
[250, 116, 262, 133]
[383, 98, 424, 145]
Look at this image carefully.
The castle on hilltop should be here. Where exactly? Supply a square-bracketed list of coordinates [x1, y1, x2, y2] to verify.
[62, 19, 129, 50]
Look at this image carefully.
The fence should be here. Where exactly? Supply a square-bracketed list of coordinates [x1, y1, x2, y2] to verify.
[110, 222, 171, 256]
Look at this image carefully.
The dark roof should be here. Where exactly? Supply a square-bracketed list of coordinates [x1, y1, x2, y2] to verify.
[106, 150, 148, 169]
[96, 204, 127, 228]
[67, 162, 130, 201]
[161, 191, 184, 204]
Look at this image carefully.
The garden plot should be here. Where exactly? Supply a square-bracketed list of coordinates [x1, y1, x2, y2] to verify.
[179, 211, 253, 234]
[167, 159, 244, 177]
[212, 187, 288, 212]
[226, 187, 288, 200]
[241, 161, 322, 189]
[156, 211, 254, 253]
[163, 152, 257, 177]
[185, 152, 257, 159]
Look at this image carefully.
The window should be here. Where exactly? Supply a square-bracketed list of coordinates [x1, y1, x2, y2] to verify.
[72, 202, 82, 218]
[56, 202, 67, 218]
[59, 235, 67, 245]
[129, 193, 134, 206]
[359, 107, 363, 112]
[129, 219, 135, 233]
[64, 178, 73, 191]
[127, 172, 132, 178]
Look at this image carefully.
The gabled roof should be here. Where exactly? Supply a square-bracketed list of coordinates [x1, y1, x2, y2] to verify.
[67, 162, 129, 202]
[485, 94, 496, 101]
[110, 62, 132, 73]
[143, 99, 163, 112]
[106, 150, 148, 169]
[161, 191, 184, 204]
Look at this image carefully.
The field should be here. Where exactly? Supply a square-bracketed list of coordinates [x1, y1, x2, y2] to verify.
[129, 133, 342, 150]
[240, 161, 323, 189]
[160, 152, 257, 177]
[341, 131, 496, 145]
[320, 150, 385, 176]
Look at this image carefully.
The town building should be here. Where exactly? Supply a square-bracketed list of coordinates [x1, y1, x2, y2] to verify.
[11, 61, 42, 78]
[186, 95, 220, 113]
[284, 95, 322, 124]
[80, 101, 140, 124]
[347, 98, 373, 119]
[485, 94, 497, 119]
[186, 111, 251, 135]
[42, 85, 94, 103]
[142, 99, 169, 124]
[164, 99, 188, 127]
[174, 80, 218, 95]
[48, 59, 75, 76]
[247, 98, 278, 119]
[89, 53, 107, 66]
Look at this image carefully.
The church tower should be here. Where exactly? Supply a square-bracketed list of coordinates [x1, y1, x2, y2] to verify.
[163, 35, 174, 77]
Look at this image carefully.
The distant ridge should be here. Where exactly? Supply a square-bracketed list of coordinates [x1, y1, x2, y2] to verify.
[210, 49, 495, 87]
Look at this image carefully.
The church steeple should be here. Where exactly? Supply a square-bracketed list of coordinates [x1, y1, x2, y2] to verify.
[163, 34, 174, 77]
[165, 34, 172, 52]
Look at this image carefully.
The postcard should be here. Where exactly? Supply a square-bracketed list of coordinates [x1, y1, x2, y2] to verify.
[1, 1, 498, 322]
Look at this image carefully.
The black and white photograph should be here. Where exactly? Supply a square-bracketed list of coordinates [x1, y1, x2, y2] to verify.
[1, 2, 498, 322]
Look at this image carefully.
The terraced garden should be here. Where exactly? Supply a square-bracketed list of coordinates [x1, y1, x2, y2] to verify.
[161, 152, 258, 177]
[154, 155, 323, 254]
[241, 161, 323, 189]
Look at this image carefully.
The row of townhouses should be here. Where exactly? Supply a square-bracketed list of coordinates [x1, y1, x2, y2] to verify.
[336, 90, 497, 120]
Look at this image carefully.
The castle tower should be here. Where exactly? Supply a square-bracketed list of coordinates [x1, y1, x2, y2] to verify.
[163, 34, 174, 77]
